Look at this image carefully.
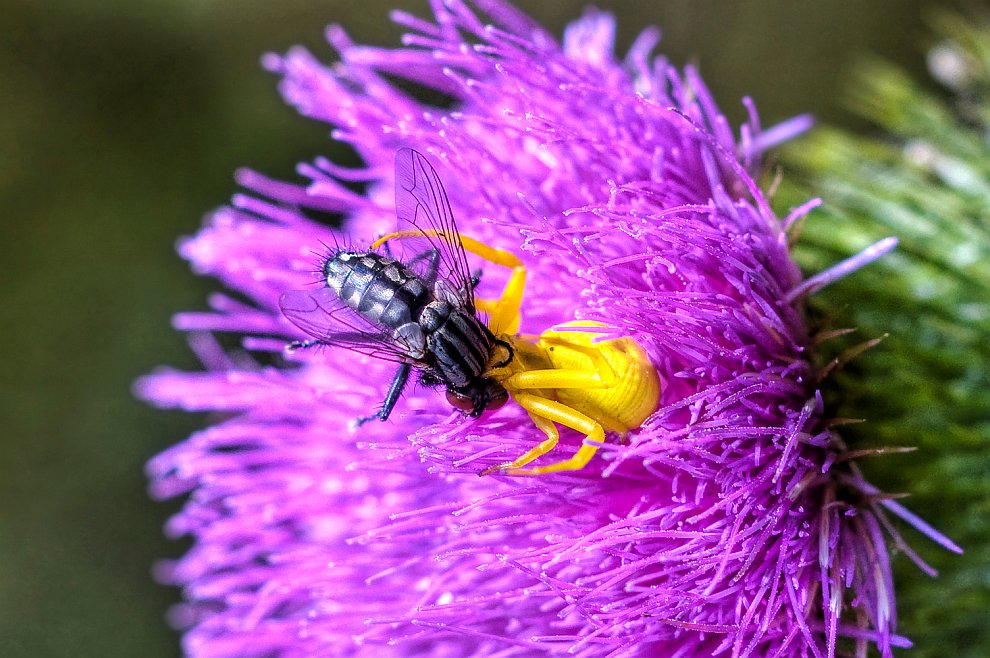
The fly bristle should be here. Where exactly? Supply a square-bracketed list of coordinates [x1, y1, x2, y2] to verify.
[311, 235, 366, 280]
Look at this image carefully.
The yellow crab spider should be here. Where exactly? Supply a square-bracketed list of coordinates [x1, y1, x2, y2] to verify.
[372, 230, 661, 476]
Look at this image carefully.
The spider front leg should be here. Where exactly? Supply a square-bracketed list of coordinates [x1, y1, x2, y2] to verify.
[373, 230, 527, 335]
[483, 391, 606, 476]
[481, 358, 617, 475]
[461, 235, 526, 335]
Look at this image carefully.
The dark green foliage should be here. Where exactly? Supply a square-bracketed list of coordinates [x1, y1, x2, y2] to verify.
[783, 11, 990, 657]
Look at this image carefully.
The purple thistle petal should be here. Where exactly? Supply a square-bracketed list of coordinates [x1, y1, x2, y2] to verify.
[139, 2, 955, 657]
[786, 237, 899, 303]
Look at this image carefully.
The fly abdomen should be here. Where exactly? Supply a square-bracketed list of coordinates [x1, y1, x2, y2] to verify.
[325, 252, 430, 330]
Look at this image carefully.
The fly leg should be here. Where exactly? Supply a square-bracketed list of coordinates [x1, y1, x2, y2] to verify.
[285, 331, 391, 354]
[286, 339, 322, 351]
[284, 329, 417, 426]
[464, 268, 482, 297]
[355, 362, 412, 426]
[404, 248, 441, 287]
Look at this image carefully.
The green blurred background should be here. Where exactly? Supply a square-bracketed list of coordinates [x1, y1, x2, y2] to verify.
[0, 1, 980, 656]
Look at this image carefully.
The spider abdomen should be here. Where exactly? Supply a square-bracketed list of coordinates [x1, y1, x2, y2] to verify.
[541, 323, 661, 434]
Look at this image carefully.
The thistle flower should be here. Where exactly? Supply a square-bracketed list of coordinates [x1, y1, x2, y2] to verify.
[138, 2, 957, 656]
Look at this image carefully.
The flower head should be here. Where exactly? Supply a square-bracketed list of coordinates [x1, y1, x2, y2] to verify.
[139, 2, 956, 656]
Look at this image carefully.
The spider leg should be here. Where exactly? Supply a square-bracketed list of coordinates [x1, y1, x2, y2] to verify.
[539, 329, 620, 387]
[487, 335, 636, 475]
[491, 392, 606, 476]
[501, 333, 620, 391]
[456, 234, 526, 336]
[479, 406, 558, 476]
[374, 229, 527, 335]
[504, 367, 606, 391]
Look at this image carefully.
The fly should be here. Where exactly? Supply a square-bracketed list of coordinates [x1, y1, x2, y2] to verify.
[279, 148, 513, 425]
[281, 149, 662, 475]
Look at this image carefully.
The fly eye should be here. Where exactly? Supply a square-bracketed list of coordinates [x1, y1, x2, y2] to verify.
[485, 390, 508, 411]
[446, 390, 476, 413]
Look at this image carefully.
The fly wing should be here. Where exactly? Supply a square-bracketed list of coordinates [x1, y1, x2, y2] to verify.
[391, 147, 476, 307]
[279, 288, 420, 365]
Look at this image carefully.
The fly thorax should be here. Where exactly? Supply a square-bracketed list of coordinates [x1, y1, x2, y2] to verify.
[417, 300, 454, 334]
[426, 308, 494, 388]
